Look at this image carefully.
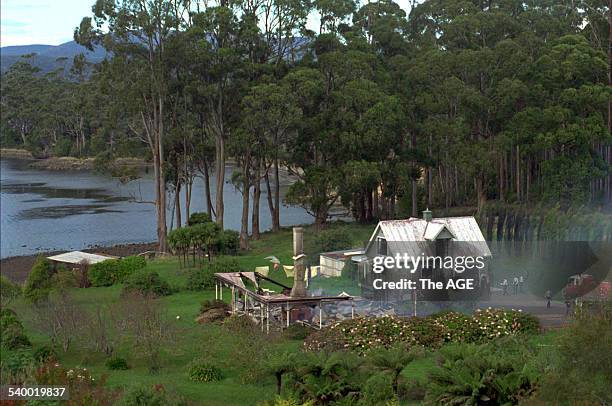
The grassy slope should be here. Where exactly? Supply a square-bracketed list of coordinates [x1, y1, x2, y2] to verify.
[13, 222, 375, 406]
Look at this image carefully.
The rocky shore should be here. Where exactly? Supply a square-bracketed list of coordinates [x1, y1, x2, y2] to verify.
[0, 242, 157, 284]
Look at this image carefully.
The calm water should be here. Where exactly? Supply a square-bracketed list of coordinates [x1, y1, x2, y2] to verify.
[0, 158, 313, 258]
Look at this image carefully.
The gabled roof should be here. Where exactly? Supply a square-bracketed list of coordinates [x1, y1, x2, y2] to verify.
[366, 217, 491, 258]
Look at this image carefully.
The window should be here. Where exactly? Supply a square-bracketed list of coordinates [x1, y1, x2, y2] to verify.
[377, 237, 387, 256]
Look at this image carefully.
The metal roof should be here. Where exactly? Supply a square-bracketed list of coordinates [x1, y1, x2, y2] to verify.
[367, 217, 491, 258]
[47, 251, 117, 265]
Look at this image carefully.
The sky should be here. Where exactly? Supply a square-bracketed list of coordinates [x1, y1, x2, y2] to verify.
[1, 0, 416, 48]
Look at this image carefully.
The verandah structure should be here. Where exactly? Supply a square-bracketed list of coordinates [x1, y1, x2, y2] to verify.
[214, 271, 354, 334]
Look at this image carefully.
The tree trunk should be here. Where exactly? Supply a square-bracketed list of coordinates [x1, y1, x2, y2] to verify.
[185, 180, 192, 225]
[240, 160, 250, 251]
[202, 160, 214, 219]
[215, 134, 225, 229]
[265, 171, 278, 231]
[273, 157, 281, 232]
[175, 182, 182, 228]
[252, 163, 261, 240]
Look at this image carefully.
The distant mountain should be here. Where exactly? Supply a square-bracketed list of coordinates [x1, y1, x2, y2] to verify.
[1, 41, 107, 74]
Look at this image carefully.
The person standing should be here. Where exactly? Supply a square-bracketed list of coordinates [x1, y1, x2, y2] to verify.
[513, 277, 519, 295]
[545, 290, 552, 308]
[519, 275, 524, 293]
[502, 279, 508, 296]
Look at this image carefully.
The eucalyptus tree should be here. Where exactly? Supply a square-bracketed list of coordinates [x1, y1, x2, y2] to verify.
[75, 0, 191, 251]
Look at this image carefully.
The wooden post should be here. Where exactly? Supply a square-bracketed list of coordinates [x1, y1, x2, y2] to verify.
[351, 299, 355, 319]
[231, 286, 235, 313]
[215, 282, 218, 300]
[220, 284, 223, 300]
[266, 304, 270, 334]
[260, 304, 264, 332]
[319, 305, 322, 329]
[286, 302, 290, 328]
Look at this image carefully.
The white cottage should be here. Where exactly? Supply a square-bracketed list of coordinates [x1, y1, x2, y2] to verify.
[360, 210, 492, 302]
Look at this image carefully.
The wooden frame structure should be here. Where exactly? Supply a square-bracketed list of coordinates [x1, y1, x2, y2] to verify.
[214, 272, 355, 334]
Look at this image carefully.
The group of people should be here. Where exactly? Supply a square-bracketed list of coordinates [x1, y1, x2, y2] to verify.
[501, 276, 524, 295]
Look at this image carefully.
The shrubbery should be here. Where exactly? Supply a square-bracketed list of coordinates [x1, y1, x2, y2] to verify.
[0, 276, 21, 306]
[304, 309, 539, 354]
[0, 309, 31, 350]
[106, 357, 129, 370]
[122, 269, 171, 297]
[307, 227, 353, 254]
[23, 257, 54, 303]
[187, 257, 241, 291]
[119, 385, 188, 406]
[89, 256, 147, 287]
[187, 360, 224, 382]
[425, 338, 539, 405]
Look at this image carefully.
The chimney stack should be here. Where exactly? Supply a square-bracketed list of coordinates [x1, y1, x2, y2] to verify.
[422, 208, 432, 222]
[291, 227, 307, 297]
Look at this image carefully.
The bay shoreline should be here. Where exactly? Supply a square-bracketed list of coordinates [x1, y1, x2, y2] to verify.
[0, 242, 158, 284]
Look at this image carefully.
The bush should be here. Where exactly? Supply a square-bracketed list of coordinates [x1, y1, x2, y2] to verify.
[89, 257, 147, 287]
[23, 257, 53, 303]
[106, 357, 130, 370]
[187, 360, 224, 382]
[0, 349, 36, 376]
[305, 316, 443, 355]
[1, 309, 31, 350]
[51, 268, 79, 290]
[218, 230, 240, 255]
[0, 276, 21, 306]
[188, 212, 212, 225]
[360, 372, 396, 405]
[89, 260, 120, 287]
[119, 385, 188, 406]
[2, 324, 31, 349]
[186, 267, 215, 291]
[188, 257, 241, 291]
[425, 340, 539, 405]
[0, 308, 20, 330]
[123, 270, 171, 297]
[223, 315, 258, 334]
[308, 227, 352, 254]
[304, 309, 540, 355]
[33, 345, 57, 363]
[282, 324, 311, 340]
[116, 256, 147, 282]
[210, 257, 241, 273]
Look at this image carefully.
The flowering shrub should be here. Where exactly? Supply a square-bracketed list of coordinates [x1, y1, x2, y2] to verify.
[304, 309, 539, 354]
[304, 316, 443, 355]
[34, 361, 121, 405]
[472, 308, 539, 341]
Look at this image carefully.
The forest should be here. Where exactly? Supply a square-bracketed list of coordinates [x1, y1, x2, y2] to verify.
[1, 0, 611, 251]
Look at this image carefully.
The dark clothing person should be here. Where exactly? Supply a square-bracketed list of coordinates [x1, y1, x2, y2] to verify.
[545, 290, 552, 308]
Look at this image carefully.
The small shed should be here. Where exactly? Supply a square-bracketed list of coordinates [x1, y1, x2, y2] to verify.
[47, 251, 118, 288]
[319, 249, 365, 277]
[47, 251, 118, 266]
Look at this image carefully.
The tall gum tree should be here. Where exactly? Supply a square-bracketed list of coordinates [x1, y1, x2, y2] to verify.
[75, 0, 189, 251]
